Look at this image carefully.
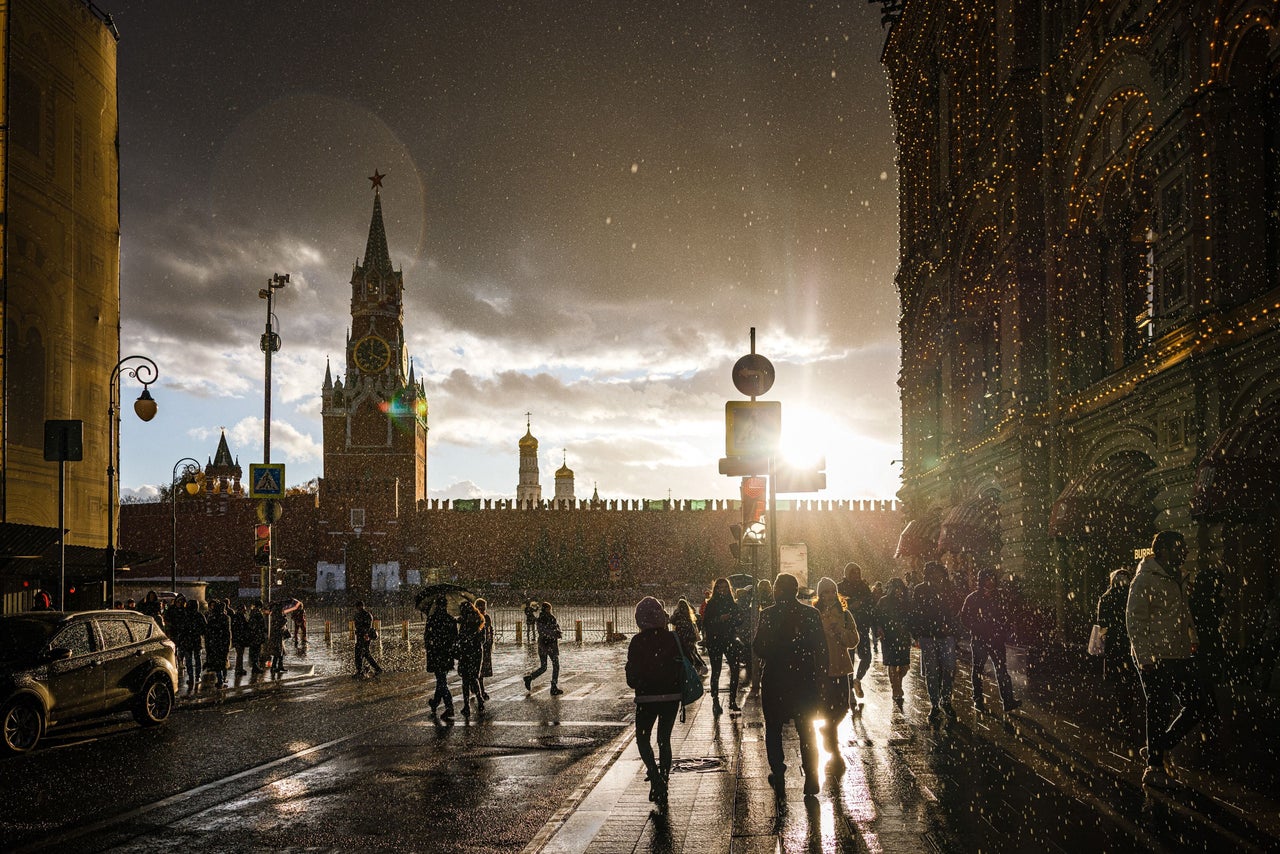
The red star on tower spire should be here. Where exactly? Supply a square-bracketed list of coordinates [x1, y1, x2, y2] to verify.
[368, 170, 385, 190]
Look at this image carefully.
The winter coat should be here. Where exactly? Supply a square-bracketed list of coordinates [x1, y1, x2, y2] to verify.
[247, 610, 269, 646]
[875, 593, 913, 667]
[353, 608, 375, 643]
[266, 611, 287, 658]
[456, 609, 485, 679]
[1189, 567, 1228, 681]
[165, 605, 186, 644]
[176, 608, 206, 650]
[815, 601, 860, 677]
[752, 596, 826, 720]
[1126, 555, 1198, 666]
[536, 613, 561, 654]
[702, 594, 741, 652]
[1096, 586, 1131, 676]
[836, 578, 876, 636]
[205, 612, 232, 660]
[670, 613, 705, 673]
[910, 581, 955, 639]
[959, 589, 1011, 646]
[424, 609, 458, 673]
[231, 611, 250, 647]
[625, 627, 683, 704]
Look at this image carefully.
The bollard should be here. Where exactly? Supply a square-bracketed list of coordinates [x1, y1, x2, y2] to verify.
[402, 619, 409, 641]
[515, 621, 522, 644]
[349, 621, 356, 640]
[324, 620, 331, 643]
[575, 619, 583, 643]
[606, 620, 614, 639]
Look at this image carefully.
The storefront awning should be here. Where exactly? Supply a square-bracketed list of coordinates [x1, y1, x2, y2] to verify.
[1049, 452, 1156, 544]
[937, 493, 1000, 555]
[1191, 407, 1280, 523]
[895, 514, 941, 559]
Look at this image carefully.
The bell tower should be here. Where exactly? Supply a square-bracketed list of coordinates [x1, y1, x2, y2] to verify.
[320, 172, 428, 522]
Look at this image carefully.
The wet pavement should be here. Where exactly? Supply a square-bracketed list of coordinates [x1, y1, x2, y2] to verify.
[2, 634, 1276, 853]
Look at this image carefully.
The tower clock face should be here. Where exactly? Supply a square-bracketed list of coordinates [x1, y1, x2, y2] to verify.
[353, 335, 391, 373]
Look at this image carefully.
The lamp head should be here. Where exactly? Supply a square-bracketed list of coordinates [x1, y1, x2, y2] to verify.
[133, 388, 157, 422]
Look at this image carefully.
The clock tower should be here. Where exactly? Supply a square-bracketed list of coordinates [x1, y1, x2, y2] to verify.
[320, 173, 428, 524]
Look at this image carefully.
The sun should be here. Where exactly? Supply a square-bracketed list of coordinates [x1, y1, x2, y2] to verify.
[777, 405, 836, 471]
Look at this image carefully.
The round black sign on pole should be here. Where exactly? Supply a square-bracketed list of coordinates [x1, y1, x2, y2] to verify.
[732, 353, 775, 398]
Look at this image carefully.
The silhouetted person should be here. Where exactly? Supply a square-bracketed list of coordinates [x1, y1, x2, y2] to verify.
[352, 601, 382, 678]
[960, 569, 1020, 714]
[247, 602, 268, 673]
[703, 578, 742, 714]
[875, 577, 913, 711]
[476, 598, 495, 700]
[753, 573, 827, 797]
[524, 602, 563, 695]
[814, 577, 860, 768]
[627, 596, 685, 811]
[457, 600, 486, 716]
[425, 597, 458, 719]
[911, 561, 957, 727]
[1127, 530, 1215, 788]
[837, 562, 875, 704]
[205, 601, 232, 686]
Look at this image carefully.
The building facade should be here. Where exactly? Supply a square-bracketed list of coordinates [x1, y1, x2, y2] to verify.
[516, 416, 542, 506]
[0, 1, 123, 607]
[884, 0, 1280, 643]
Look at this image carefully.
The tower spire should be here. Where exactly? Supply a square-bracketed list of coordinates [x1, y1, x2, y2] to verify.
[363, 172, 393, 275]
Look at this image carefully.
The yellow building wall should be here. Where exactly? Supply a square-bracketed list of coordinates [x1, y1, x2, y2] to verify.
[2, 0, 119, 547]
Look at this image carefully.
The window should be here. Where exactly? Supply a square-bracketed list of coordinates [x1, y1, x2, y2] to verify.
[1160, 258, 1187, 312]
[351, 508, 366, 529]
[127, 620, 154, 642]
[10, 72, 41, 156]
[1161, 177, 1183, 234]
[98, 620, 133, 650]
[51, 623, 95, 656]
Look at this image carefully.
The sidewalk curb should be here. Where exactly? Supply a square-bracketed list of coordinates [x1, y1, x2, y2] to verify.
[522, 725, 637, 854]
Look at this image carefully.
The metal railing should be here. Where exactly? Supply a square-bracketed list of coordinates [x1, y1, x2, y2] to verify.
[305, 604, 639, 642]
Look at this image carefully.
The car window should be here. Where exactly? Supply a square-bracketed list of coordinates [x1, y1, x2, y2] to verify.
[98, 620, 133, 650]
[127, 619, 154, 642]
[50, 622, 95, 656]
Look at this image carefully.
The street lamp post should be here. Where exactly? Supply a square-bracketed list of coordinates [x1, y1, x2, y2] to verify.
[107, 356, 158, 607]
[170, 457, 203, 593]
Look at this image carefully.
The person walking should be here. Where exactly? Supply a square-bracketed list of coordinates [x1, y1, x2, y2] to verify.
[702, 578, 743, 714]
[750, 579, 775, 690]
[231, 604, 250, 676]
[837, 562, 876, 706]
[626, 596, 686, 811]
[524, 602, 564, 695]
[875, 577, 913, 711]
[1097, 569, 1134, 681]
[178, 599, 206, 693]
[138, 591, 165, 629]
[911, 561, 958, 727]
[247, 601, 269, 674]
[424, 597, 459, 719]
[1127, 530, 1216, 787]
[670, 598, 707, 676]
[960, 569, 1021, 714]
[814, 577, 860, 769]
[205, 601, 232, 687]
[476, 598, 495, 700]
[31, 589, 53, 611]
[457, 600, 486, 716]
[1189, 563, 1228, 688]
[352, 600, 382, 678]
[290, 602, 308, 649]
[753, 573, 828, 797]
[524, 600, 538, 644]
[266, 602, 287, 676]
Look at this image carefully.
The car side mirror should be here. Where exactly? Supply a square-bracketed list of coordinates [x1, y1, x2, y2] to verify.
[44, 647, 73, 662]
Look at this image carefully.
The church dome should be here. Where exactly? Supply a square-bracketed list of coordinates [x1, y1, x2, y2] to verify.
[519, 429, 538, 450]
[556, 462, 573, 478]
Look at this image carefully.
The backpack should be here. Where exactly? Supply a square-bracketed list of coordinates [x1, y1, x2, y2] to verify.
[671, 633, 705, 721]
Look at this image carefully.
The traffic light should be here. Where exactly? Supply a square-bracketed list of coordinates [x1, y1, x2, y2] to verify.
[728, 523, 743, 559]
[253, 524, 271, 566]
[741, 476, 766, 526]
[774, 457, 827, 494]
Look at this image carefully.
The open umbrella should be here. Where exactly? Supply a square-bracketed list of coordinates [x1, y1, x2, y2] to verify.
[278, 597, 303, 615]
[413, 583, 477, 618]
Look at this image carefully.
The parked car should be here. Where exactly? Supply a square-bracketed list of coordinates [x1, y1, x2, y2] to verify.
[1, 610, 179, 754]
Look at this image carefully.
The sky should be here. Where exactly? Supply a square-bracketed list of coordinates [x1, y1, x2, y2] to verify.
[108, 1, 902, 503]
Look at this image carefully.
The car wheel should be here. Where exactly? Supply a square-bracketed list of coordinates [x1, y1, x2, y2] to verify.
[132, 675, 175, 727]
[2, 698, 44, 754]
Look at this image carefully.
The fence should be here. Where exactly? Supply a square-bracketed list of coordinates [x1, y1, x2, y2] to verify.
[306, 604, 639, 643]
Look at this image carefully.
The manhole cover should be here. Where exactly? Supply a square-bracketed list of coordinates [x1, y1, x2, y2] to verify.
[533, 735, 596, 749]
[671, 757, 724, 773]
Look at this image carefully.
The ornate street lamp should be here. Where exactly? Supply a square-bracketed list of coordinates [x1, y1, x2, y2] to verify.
[170, 457, 203, 593]
[107, 356, 158, 606]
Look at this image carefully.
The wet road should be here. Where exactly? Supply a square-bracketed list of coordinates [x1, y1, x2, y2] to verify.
[0, 639, 1264, 852]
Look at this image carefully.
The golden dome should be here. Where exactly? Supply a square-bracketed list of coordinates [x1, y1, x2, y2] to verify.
[556, 463, 573, 478]
[519, 429, 538, 449]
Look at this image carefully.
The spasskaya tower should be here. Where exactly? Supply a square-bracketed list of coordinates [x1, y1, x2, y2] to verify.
[319, 172, 428, 524]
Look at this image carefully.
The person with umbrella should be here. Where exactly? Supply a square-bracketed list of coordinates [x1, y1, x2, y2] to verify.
[424, 596, 459, 720]
[457, 600, 486, 716]
[524, 601, 564, 695]
[352, 600, 382, 678]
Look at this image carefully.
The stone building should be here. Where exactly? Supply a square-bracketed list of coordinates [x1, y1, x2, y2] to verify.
[0, 1, 126, 610]
[516, 416, 542, 506]
[553, 452, 576, 508]
[882, 0, 1280, 642]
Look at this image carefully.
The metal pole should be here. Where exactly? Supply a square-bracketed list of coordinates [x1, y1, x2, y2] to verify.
[58, 460, 66, 611]
[259, 273, 287, 604]
[170, 457, 201, 593]
[106, 356, 158, 609]
[768, 454, 779, 577]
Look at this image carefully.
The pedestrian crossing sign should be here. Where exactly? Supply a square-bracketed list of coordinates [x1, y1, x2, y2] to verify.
[249, 463, 286, 498]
